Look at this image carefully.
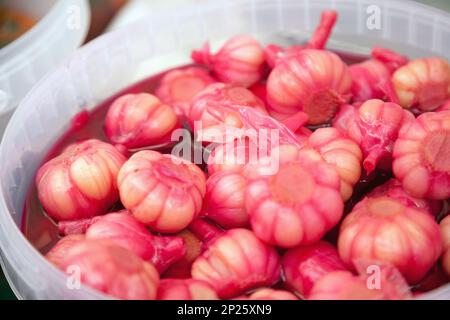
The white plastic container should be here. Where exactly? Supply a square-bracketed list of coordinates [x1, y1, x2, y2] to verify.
[1, 0, 450, 299]
[0, 0, 90, 136]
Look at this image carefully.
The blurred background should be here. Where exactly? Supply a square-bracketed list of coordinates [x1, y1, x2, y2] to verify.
[0, 0, 449, 299]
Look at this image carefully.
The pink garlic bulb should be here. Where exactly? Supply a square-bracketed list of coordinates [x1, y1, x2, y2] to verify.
[367, 179, 442, 216]
[349, 59, 393, 102]
[117, 150, 206, 233]
[393, 110, 450, 200]
[338, 196, 442, 284]
[441, 216, 450, 276]
[46, 234, 85, 268]
[309, 270, 410, 300]
[84, 211, 186, 273]
[36, 139, 126, 221]
[238, 288, 298, 300]
[188, 83, 266, 134]
[392, 57, 450, 111]
[163, 230, 203, 279]
[332, 99, 414, 173]
[282, 241, 347, 298]
[245, 145, 343, 248]
[157, 279, 218, 300]
[155, 67, 216, 117]
[59, 240, 159, 300]
[203, 171, 248, 228]
[307, 127, 363, 201]
[191, 35, 265, 88]
[191, 228, 281, 298]
[266, 49, 352, 125]
[104, 93, 179, 149]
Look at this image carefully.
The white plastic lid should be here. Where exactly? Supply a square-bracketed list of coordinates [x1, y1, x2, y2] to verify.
[0, 0, 90, 115]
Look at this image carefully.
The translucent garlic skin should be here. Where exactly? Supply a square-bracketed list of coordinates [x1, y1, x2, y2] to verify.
[117, 151, 206, 233]
[338, 196, 442, 284]
[191, 228, 281, 298]
[188, 83, 266, 133]
[203, 171, 248, 228]
[441, 216, 450, 276]
[392, 57, 450, 111]
[84, 211, 186, 273]
[266, 49, 352, 125]
[245, 145, 343, 248]
[307, 127, 362, 201]
[191, 35, 265, 88]
[59, 240, 159, 300]
[155, 67, 216, 117]
[282, 241, 347, 298]
[393, 111, 450, 200]
[237, 288, 298, 300]
[104, 93, 179, 149]
[332, 99, 414, 173]
[36, 139, 127, 221]
[367, 179, 442, 216]
[46, 234, 85, 268]
[157, 279, 219, 300]
[163, 230, 202, 279]
[308, 270, 410, 300]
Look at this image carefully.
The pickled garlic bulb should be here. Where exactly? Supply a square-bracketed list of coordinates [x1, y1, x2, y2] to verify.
[392, 57, 450, 111]
[338, 196, 442, 284]
[117, 151, 206, 233]
[59, 240, 159, 300]
[36, 139, 126, 221]
[282, 241, 347, 298]
[155, 67, 216, 117]
[367, 179, 442, 216]
[104, 93, 179, 149]
[266, 49, 352, 125]
[307, 127, 362, 201]
[84, 211, 186, 272]
[393, 110, 450, 199]
[203, 170, 248, 228]
[245, 145, 343, 247]
[191, 35, 265, 88]
[188, 83, 266, 136]
[191, 228, 281, 298]
[46, 234, 85, 267]
[309, 269, 411, 300]
[333, 99, 414, 173]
